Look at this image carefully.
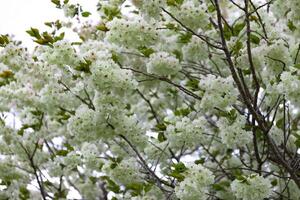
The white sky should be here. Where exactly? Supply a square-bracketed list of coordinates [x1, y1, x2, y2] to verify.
[0, 0, 99, 48]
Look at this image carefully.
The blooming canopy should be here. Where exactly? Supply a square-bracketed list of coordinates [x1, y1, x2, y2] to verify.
[0, 0, 300, 199]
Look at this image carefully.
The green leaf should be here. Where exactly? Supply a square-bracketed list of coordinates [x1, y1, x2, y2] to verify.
[126, 183, 144, 194]
[218, 109, 237, 124]
[54, 190, 67, 199]
[167, 0, 176, 6]
[56, 150, 69, 156]
[243, 68, 251, 75]
[81, 11, 91, 17]
[17, 124, 39, 136]
[0, 70, 13, 79]
[106, 179, 120, 193]
[155, 123, 167, 131]
[96, 23, 109, 32]
[43, 181, 54, 188]
[276, 118, 284, 130]
[64, 143, 74, 151]
[174, 108, 190, 116]
[89, 176, 98, 184]
[30, 109, 43, 116]
[55, 20, 62, 30]
[168, 171, 185, 181]
[19, 186, 30, 200]
[45, 20, 62, 30]
[294, 64, 300, 69]
[288, 20, 297, 32]
[232, 40, 243, 56]
[26, 28, 41, 39]
[110, 162, 118, 169]
[185, 79, 199, 91]
[294, 133, 300, 140]
[74, 59, 91, 73]
[167, 0, 184, 6]
[174, 0, 184, 5]
[208, 4, 216, 13]
[250, 33, 260, 44]
[294, 139, 300, 148]
[235, 175, 248, 183]
[138, 46, 155, 57]
[158, 132, 167, 142]
[271, 179, 278, 186]
[212, 183, 226, 191]
[0, 35, 9, 47]
[109, 157, 122, 169]
[244, 124, 252, 131]
[103, 6, 121, 20]
[111, 52, 121, 63]
[165, 23, 179, 31]
[223, 23, 232, 41]
[54, 32, 65, 42]
[249, 15, 258, 22]
[44, 22, 53, 27]
[173, 162, 187, 173]
[26, 28, 64, 46]
[194, 158, 205, 165]
[172, 50, 183, 61]
[42, 32, 54, 43]
[229, 109, 237, 120]
[178, 32, 192, 44]
[233, 22, 245, 36]
[51, 0, 61, 7]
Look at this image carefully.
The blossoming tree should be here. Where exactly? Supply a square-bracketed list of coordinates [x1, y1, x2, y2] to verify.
[0, 0, 300, 199]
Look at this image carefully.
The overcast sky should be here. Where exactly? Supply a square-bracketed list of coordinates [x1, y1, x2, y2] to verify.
[0, 0, 99, 48]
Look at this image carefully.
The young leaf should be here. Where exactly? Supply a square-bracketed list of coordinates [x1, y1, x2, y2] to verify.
[223, 23, 232, 41]
[51, 0, 61, 7]
[173, 162, 187, 173]
[158, 132, 167, 142]
[26, 28, 41, 39]
[0, 35, 9, 47]
[96, 23, 109, 32]
[138, 46, 155, 57]
[81, 11, 91, 17]
[178, 32, 192, 44]
[232, 40, 243, 56]
[250, 33, 260, 44]
[233, 22, 245, 36]
[288, 20, 297, 32]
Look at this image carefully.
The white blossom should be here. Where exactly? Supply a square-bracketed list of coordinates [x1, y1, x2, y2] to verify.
[199, 75, 238, 111]
[175, 163, 214, 200]
[231, 175, 272, 200]
[106, 17, 158, 49]
[217, 115, 252, 149]
[146, 51, 181, 76]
